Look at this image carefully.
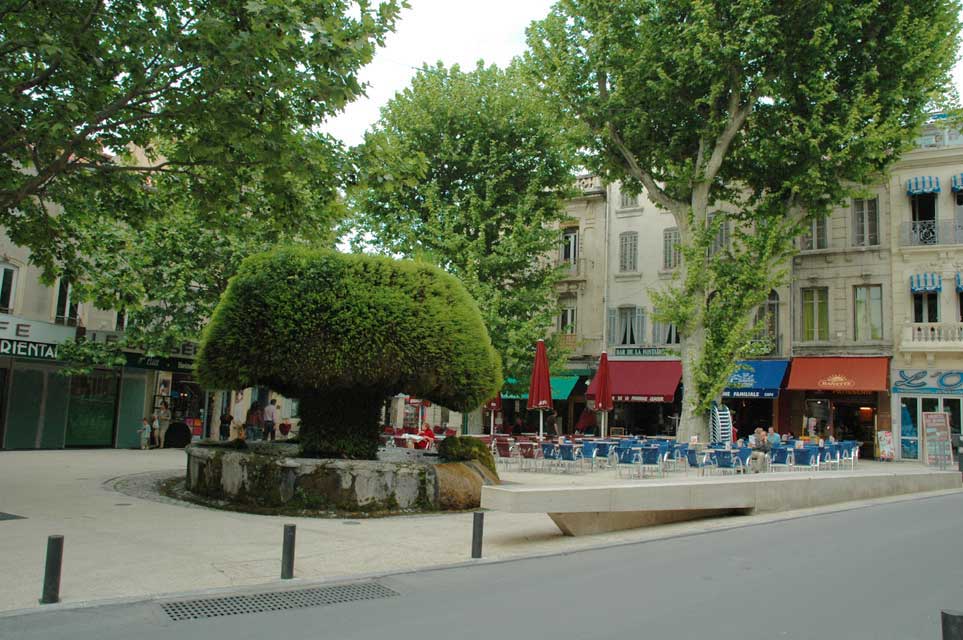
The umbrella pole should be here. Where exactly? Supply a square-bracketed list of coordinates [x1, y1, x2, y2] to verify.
[539, 411, 544, 440]
[602, 411, 607, 439]
[490, 410, 495, 437]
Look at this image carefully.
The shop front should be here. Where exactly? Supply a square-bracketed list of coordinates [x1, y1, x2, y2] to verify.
[892, 368, 963, 461]
[722, 359, 789, 438]
[501, 376, 582, 434]
[592, 360, 682, 436]
[785, 357, 890, 458]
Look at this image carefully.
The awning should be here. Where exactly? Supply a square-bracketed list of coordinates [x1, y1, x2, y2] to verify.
[910, 273, 942, 293]
[906, 176, 941, 195]
[957, 273, 963, 293]
[786, 357, 889, 393]
[723, 359, 790, 399]
[952, 174, 963, 193]
[587, 360, 682, 403]
[502, 376, 579, 401]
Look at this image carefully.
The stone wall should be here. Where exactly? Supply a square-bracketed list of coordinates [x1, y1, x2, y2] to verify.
[185, 444, 497, 513]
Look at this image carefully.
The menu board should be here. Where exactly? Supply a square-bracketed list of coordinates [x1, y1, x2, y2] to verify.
[876, 430, 895, 461]
[922, 412, 952, 467]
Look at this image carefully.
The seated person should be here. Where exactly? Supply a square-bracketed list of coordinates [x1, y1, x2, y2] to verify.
[749, 428, 770, 472]
[418, 422, 436, 441]
[767, 427, 781, 448]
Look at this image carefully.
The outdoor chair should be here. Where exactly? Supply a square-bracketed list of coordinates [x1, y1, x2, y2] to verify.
[594, 441, 616, 468]
[713, 450, 739, 475]
[580, 441, 600, 471]
[733, 447, 752, 473]
[769, 447, 793, 472]
[792, 447, 819, 472]
[393, 436, 410, 449]
[558, 443, 583, 473]
[639, 446, 664, 478]
[616, 447, 641, 478]
[517, 442, 539, 471]
[444, 428, 456, 437]
[819, 445, 840, 471]
[686, 448, 714, 476]
[839, 441, 857, 470]
[540, 442, 560, 472]
[495, 440, 517, 471]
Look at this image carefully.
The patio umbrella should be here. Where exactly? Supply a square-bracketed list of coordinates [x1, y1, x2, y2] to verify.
[527, 339, 553, 439]
[484, 395, 503, 436]
[586, 351, 614, 438]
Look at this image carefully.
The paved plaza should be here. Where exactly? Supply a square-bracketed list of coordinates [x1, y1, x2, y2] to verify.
[0, 449, 958, 614]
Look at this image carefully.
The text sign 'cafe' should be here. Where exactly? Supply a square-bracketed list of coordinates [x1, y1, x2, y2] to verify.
[0, 314, 76, 361]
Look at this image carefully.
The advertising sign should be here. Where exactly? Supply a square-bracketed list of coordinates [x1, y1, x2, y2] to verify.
[922, 412, 952, 468]
[876, 430, 895, 461]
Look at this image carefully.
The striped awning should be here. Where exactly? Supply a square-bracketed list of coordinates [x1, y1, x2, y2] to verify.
[910, 273, 942, 293]
[906, 176, 941, 195]
[952, 174, 963, 193]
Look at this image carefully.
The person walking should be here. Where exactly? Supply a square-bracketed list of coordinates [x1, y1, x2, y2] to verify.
[245, 402, 263, 442]
[219, 411, 232, 441]
[157, 400, 172, 448]
[262, 398, 277, 441]
[139, 418, 151, 450]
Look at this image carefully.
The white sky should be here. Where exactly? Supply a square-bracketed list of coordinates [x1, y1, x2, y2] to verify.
[324, 1, 963, 148]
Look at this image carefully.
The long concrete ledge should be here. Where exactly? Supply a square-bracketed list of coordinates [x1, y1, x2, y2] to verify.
[481, 470, 962, 536]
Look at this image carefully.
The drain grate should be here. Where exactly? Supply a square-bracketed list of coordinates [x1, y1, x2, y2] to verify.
[161, 582, 399, 621]
[0, 512, 25, 521]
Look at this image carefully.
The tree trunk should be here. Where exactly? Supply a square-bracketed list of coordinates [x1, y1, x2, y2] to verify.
[298, 388, 385, 459]
[677, 323, 710, 443]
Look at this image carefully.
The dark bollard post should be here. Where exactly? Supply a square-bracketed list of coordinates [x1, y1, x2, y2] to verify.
[471, 512, 484, 559]
[281, 524, 296, 580]
[943, 610, 963, 640]
[40, 535, 64, 605]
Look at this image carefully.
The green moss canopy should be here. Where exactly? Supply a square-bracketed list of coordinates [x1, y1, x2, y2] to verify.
[196, 248, 502, 411]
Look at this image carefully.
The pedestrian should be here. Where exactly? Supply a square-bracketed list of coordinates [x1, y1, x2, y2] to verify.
[219, 411, 232, 441]
[245, 402, 263, 442]
[150, 414, 160, 448]
[262, 398, 277, 441]
[547, 411, 559, 436]
[231, 391, 246, 440]
[157, 400, 172, 447]
[139, 418, 151, 450]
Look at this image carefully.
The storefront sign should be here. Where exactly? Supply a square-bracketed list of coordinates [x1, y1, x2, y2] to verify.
[613, 346, 669, 357]
[0, 338, 58, 360]
[0, 314, 74, 344]
[893, 369, 963, 395]
[613, 394, 670, 403]
[922, 412, 952, 467]
[124, 353, 195, 372]
[817, 374, 856, 389]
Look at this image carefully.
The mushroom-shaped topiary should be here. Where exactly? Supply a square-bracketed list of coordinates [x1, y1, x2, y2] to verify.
[196, 248, 503, 459]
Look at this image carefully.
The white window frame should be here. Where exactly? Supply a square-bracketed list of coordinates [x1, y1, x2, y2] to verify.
[853, 285, 883, 341]
[653, 320, 680, 345]
[619, 191, 638, 210]
[913, 292, 939, 323]
[801, 216, 828, 250]
[616, 306, 645, 346]
[619, 231, 638, 272]
[0, 263, 17, 314]
[559, 305, 577, 335]
[801, 287, 829, 342]
[852, 197, 879, 247]
[707, 213, 730, 256]
[55, 279, 79, 326]
[560, 228, 578, 265]
[663, 227, 681, 270]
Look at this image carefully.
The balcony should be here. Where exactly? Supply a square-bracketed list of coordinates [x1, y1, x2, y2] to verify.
[899, 220, 963, 247]
[556, 257, 587, 281]
[558, 334, 578, 350]
[901, 323, 963, 351]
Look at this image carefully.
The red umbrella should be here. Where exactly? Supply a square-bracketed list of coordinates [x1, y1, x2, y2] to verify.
[586, 351, 614, 437]
[527, 339, 553, 438]
[484, 396, 502, 436]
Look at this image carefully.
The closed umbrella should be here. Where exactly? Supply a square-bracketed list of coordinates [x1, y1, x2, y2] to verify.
[527, 339, 553, 439]
[485, 396, 503, 436]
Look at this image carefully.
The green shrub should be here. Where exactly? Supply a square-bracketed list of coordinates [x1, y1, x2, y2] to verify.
[196, 248, 502, 459]
[437, 436, 496, 475]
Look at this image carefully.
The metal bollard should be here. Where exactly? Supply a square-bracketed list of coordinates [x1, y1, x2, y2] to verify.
[40, 535, 64, 605]
[471, 512, 484, 559]
[943, 610, 963, 639]
[281, 524, 296, 580]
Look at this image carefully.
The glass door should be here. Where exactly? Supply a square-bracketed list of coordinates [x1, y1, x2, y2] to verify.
[900, 397, 920, 460]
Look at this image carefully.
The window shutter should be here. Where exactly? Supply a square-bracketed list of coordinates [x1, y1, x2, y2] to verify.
[633, 307, 645, 345]
[868, 198, 879, 245]
[607, 309, 617, 346]
[853, 200, 864, 246]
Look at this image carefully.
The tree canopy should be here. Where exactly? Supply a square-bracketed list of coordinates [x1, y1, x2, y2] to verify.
[196, 248, 502, 457]
[527, 0, 961, 439]
[0, 0, 402, 278]
[348, 61, 580, 387]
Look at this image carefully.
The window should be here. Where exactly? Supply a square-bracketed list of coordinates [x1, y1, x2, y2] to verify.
[910, 193, 938, 245]
[853, 285, 883, 340]
[620, 191, 637, 209]
[609, 306, 645, 346]
[707, 213, 730, 256]
[619, 231, 638, 272]
[852, 198, 879, 247]
[801, 287, 829, 341]
[959, 291, 963, 323]
[0, 264, 17, 314]
[755, 290, 779, 348]
[663, 228, 681, 270]
[653, 321, 680, 345]
[115, 309, 128, 332]
[560, 228, 578, 266]
[558, 305, 577, 334]
[801, 217, 828, 250]
[55, 279, 79, 326]
[913, 292, 939, 323]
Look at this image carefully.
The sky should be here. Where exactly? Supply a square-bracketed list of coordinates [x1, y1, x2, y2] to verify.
[324, 1, 963, 148]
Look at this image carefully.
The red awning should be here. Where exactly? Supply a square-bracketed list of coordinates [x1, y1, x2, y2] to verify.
[786, 357, 889, 392]
[588, 360, 682, 403]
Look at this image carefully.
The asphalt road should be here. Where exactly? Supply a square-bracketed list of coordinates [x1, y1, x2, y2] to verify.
[3, 492, 963, 640]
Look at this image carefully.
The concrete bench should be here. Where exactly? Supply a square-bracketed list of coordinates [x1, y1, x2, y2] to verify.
[481, 470, 962, 536]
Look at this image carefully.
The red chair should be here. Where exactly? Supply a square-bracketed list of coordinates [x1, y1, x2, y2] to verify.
[444, 428, 456, 437]
[413, 438, 431, 450]
[403, 427, 418, 435]
[495, 440, 516, 470]
[393, 436, 410, 449]
[517, 442, 540, 471]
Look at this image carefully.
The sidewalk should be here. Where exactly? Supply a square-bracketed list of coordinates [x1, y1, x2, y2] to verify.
[0, 449, 957, 613]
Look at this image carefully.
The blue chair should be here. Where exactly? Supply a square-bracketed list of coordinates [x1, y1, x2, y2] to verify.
[769, 447, 793, 472]
[839, 441, 857, 470]
[639, 446, 664, 478]
[820, 444, 840, 471]
[594, 441, 616, 467]
[540, 442, 560, 472]
[792, 447, 819, 472]
[734, 447, 752, 473]
[580, 441, 599, 471]
[686, 448, 713, 476]
[714, 450, 739, 475]
[558, 443, 583, 473]
[616, 447, 641, 478]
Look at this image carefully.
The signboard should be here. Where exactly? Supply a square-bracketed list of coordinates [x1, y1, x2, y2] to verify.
[876, 430, 895, 461]
[124, 353, 195, 372]
[893, 369, 963, 396]
[922, 411, 952, 468]
[0, 338, 59, 360]
[613, 346, 669, 357]
[0, 314, 75, 344]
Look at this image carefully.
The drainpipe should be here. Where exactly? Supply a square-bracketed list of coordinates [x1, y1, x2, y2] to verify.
[601, 179, 611, 350]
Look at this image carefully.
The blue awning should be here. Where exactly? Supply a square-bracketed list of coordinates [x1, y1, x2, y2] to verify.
[910, 273, 942, 293]
[952, 174, 963, 193]
[906, 176, 941, 195]
[723, 360, 790, 399]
